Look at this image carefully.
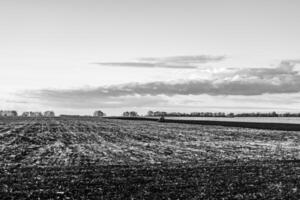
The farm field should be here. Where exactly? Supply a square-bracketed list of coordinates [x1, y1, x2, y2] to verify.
[0, 117, 300, 199]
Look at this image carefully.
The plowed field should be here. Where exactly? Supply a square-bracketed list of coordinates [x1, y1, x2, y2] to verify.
[0, 117, 299, 199]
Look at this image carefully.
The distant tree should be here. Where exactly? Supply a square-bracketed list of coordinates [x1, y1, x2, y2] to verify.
[147, 110, 154, 116]
[93, 110, 105, 117]
[11, 111, 18, 117]
[271, 111, 278, 117]
[0, 110, 18, 117]
[123, 111, 130, 117]
[153, 111, 161, 116]
[190, 112, 199, 116]
[22, 112, 30, 117]
[153, 111, 167, 117]
[25, 112, 43, 117]
[227, 113, 235, 118]
[206, 112, 213, 117]
[44, 111, 55, 117]
[129, 111, 138, 117]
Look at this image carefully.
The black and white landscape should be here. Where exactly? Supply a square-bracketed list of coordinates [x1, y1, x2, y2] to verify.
[0, 0, 300, 199]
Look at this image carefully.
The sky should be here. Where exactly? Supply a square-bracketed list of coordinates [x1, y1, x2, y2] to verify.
[1, 0, 300, 116]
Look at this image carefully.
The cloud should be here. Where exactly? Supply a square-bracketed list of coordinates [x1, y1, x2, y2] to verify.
[93, 55, 226, 69]
[26, 94, 168, 109]
[22, 60, 300, 109]
[138, 55, 226, 64]
[5, 100, 29, 104]
[93, 62, 198, 69]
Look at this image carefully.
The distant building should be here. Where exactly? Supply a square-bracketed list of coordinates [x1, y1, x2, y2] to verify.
[44, 111, 55, 117]
[0, 110, 18, 117]
[93, 110, 105, 117]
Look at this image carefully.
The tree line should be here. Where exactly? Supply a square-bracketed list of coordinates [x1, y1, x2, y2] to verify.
[0, 110, 55, 117]
[145, 111, 300, 117]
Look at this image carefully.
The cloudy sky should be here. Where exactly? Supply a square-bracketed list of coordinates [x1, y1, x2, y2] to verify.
[1, 0, 300, 115]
